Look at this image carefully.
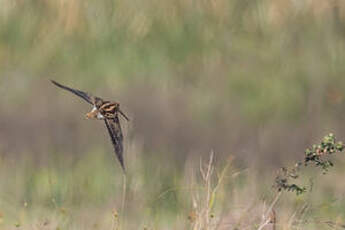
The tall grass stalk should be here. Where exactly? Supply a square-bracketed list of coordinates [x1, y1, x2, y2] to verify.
[190, 151, 231, 230]
[120, 173, 127, 230]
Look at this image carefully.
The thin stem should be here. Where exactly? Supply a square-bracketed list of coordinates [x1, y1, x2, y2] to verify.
[120, 173, 127, 230]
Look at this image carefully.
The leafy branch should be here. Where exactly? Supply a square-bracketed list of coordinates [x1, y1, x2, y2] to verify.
[274, 133, 345, 195]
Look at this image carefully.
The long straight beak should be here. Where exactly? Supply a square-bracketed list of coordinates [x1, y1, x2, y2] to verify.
[85, 106, 98, 119]
[119, 109, 130, 121]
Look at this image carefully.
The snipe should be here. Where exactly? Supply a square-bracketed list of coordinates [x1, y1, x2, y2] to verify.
[51, 80, 129, 172]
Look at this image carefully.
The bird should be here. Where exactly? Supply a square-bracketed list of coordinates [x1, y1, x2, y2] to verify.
[51, 80, 129, 172]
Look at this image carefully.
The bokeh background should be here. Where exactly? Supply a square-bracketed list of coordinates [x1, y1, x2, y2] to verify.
[2, 0, 345, 229]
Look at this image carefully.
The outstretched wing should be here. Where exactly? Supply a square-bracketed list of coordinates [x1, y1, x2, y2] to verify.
[104, 115, 125, 172]
[51, 80, 94, 105]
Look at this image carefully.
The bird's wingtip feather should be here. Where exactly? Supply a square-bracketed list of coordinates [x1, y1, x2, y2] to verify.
[51, 80, 59, 85]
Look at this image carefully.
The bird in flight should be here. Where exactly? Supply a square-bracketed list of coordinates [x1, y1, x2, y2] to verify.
[51, 80, 129, 172]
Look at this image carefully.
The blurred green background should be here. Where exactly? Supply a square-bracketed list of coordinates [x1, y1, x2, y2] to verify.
[2, 0, 345, 229]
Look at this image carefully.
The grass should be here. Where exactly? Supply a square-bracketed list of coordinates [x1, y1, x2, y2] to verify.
[1, 135, 345, 229]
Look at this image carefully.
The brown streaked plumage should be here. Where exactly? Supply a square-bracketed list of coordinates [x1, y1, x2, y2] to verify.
[51, 80, 129, 172]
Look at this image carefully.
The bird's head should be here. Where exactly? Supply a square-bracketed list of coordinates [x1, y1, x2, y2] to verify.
[93, 97, 104, 109]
